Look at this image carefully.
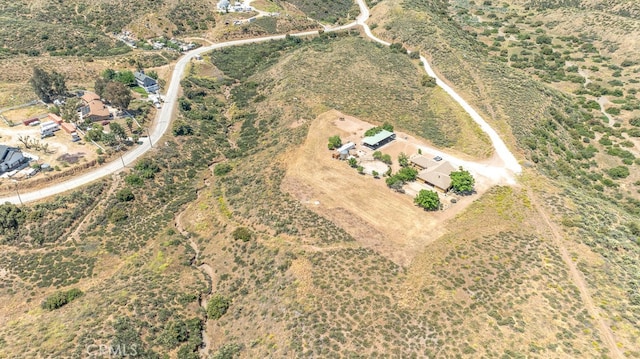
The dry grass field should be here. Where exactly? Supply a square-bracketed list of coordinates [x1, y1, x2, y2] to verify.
[2, 1, 640, 357]
[283, 110, 447, 265]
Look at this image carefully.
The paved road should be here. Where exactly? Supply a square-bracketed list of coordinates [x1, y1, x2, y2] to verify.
[1, 0, 519, 204]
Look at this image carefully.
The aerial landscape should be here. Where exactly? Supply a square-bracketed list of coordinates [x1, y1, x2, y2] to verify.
[0, 0, 638, 357]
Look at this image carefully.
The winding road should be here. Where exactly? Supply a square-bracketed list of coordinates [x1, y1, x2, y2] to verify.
[0, 0, 520, 204]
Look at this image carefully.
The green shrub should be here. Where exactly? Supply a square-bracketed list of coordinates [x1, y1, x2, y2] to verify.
[116, 188, 135, 202]
[214, 163, 233, 176]
[207, 294, 231, 319]
[232, 227, 252, 242]
[41, 288, 83, 310]
[607, 166, 630, 179]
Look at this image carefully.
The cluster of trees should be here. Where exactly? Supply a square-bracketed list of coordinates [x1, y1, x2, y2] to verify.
[328, 135, 342, 150]
[206, 294, 231, 319]
[414, 189, 440, 211]
[95, 75, 132, 110]
[373, 150, 392, 165]
[0, 203, 25, 236]
[364, 122, 394, 137]
[41, 288, 83, 310]
[30, 67, 67, 103]
[386, 167, 418, 191]
[85, 122, 129, 146]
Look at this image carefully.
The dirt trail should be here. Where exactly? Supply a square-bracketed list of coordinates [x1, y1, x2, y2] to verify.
[528, 190, 622, 359]
[174, 180, 214, 358]
[67, 175, 120, 241]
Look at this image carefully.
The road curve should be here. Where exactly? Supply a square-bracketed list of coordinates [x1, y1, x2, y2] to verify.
[2, 0, 519, 204]
[354, 0, 521, 176]
[0, 25, 358, 204]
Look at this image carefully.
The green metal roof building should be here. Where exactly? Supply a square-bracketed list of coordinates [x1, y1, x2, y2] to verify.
[362, 130, 396, 149]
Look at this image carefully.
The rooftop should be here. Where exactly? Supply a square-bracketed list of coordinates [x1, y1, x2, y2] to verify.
[417, 160, 457, 190]
[362, 129, 394, 146]
[335, 142, 355, 153]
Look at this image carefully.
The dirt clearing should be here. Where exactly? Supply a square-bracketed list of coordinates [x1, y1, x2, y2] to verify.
[282, 110, 482, 266]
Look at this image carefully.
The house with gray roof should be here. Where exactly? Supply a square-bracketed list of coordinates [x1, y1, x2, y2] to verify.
[0, 145, 29, 174]
[134, 71, 159, 93]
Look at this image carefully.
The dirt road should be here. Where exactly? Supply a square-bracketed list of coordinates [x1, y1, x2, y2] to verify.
[528, 189, 623, 359]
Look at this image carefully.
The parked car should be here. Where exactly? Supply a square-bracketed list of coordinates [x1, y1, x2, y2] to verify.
[433, 156, 442, 161]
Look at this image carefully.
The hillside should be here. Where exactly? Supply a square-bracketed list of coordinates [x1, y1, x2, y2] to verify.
[0, 0, 640, 357]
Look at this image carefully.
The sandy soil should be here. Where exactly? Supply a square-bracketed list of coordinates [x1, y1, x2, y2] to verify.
[282, 110, 486, 266]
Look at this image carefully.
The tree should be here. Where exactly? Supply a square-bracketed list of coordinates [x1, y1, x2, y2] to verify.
[414, 190, 440, 211]
[328, 135, 342, 150]
[373, 151, 382, 160]
[382, 122, 394, 132]
[385, 175, 404, 191]
[103, 81, 132, 109]
[102, 68, 117, 80]
[94, 78, 108, 98]
[50, 71, 67, 97]
[372, 170, 379, 178]
[381, 154, 392, 165]
[60, 98, 80, 122]
[109, 122, 127, 141]
[357, 165, 364, 174]
[30, 67, 52, 102]
[147, 70, 159, 80]
[173, 122, 193, 136]
[206, 294, 230, 319]
[348, 157, 358, 168]
[125, 117, 134, 132]
[450, 168, 475, 194]
[85, 126, 103, 142]
[114, 70, 136, 86]
[0, 203, 26, 234]
[398, 152, 409, 167]
[102, 132, 118, 146]
[395, 167, 418, 182]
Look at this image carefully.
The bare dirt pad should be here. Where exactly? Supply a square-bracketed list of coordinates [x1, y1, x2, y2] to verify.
[282, 110, 467, 266]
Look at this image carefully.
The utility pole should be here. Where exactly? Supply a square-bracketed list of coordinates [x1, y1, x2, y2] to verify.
[147, 128, 153, 148]
[14, 182, 23, 206]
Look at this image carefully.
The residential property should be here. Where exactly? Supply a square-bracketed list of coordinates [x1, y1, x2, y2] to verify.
[79, 92, 111, 122]
[411, 155, 457, 192]
[362, 130, 396, 149]
[134, 71, 160, 93]
[0, 145, 29, 174]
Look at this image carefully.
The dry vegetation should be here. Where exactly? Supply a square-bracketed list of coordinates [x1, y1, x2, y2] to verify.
[1, 0, 640, 357]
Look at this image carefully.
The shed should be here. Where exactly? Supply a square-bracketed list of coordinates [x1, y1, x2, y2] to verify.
[61, 122, 77, 133]
[335, 142, 355, 153]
